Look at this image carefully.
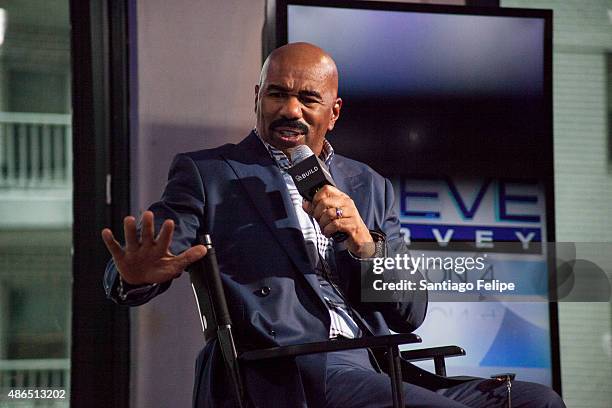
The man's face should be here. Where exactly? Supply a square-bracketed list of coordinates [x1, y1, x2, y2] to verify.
[255, 57, 342, 156]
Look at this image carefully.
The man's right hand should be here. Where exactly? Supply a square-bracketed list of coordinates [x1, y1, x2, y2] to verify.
[101, 210, 207, 285]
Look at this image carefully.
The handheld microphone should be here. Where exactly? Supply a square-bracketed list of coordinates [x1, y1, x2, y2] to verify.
[287, 145, 348, 242]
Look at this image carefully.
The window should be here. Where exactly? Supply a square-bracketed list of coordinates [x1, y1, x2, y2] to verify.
[0, 0, 72, 405]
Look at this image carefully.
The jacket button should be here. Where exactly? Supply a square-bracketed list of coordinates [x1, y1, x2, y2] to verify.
[269, 329, 276, 337]
[259, 286, 271, 296]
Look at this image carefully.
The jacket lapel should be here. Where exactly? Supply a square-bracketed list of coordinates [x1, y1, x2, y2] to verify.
[222, 132, 314, 278]
[329, 157, 371, 227]
[222, 133, 375, 334]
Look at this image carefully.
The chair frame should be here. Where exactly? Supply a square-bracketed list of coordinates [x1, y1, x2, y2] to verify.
[189, 235, 469, 407]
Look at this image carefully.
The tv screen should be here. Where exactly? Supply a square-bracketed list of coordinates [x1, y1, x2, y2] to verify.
[273, 0, 556, 388]
[285, 3, 550, 178]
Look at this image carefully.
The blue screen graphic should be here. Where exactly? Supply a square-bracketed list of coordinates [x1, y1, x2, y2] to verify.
[287, 4, 552, 385]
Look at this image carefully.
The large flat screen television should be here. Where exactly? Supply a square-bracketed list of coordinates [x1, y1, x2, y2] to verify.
[265, 0, 558, 391]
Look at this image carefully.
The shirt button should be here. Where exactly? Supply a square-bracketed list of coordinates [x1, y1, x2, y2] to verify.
[259, 286, 271, 297]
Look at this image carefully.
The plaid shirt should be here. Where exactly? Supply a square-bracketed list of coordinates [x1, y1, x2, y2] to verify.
[255, 130, 361, 339]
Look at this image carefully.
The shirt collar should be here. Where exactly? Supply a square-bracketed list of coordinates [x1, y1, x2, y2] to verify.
[253, 128, 334, 171]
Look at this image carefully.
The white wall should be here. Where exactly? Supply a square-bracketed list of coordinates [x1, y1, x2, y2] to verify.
[501, 1, 612, 406]
[131, 1, 265, 407]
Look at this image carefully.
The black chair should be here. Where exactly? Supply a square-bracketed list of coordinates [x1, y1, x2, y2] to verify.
[189, 235, 472, 408]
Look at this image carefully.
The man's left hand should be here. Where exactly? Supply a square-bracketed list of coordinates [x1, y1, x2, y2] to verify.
[302, 185, 374, 258]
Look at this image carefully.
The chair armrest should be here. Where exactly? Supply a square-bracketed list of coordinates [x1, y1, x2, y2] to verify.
[399, 359, 479, 391]
[240, 333, 421, 362]
[400, 345, 465, 362]
[400, 345, 465, 377]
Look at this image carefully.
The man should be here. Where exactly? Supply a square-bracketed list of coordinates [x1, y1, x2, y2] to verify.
[103, 42, 564, 407]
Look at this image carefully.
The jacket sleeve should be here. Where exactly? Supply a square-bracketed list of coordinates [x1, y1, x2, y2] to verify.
[104, 153, 206, 306]
[337, 177, 428, 333]
[376, 177, 428, 332]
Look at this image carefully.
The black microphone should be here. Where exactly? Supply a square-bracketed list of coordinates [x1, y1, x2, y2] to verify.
[287, 145, 348, 242]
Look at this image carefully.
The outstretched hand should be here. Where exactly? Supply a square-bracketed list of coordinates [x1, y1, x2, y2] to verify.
[101, 210, 207, 285]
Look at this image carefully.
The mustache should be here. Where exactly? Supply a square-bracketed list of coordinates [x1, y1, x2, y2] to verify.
[270, 119, 309, 135]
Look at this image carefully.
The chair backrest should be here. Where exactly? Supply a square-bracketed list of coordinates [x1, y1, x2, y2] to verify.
[188, 234, 232, 341]
[188, 234, 245, 407]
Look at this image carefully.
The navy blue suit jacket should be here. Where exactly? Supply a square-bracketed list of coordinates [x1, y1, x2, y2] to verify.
[105, 131, 428, 407]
